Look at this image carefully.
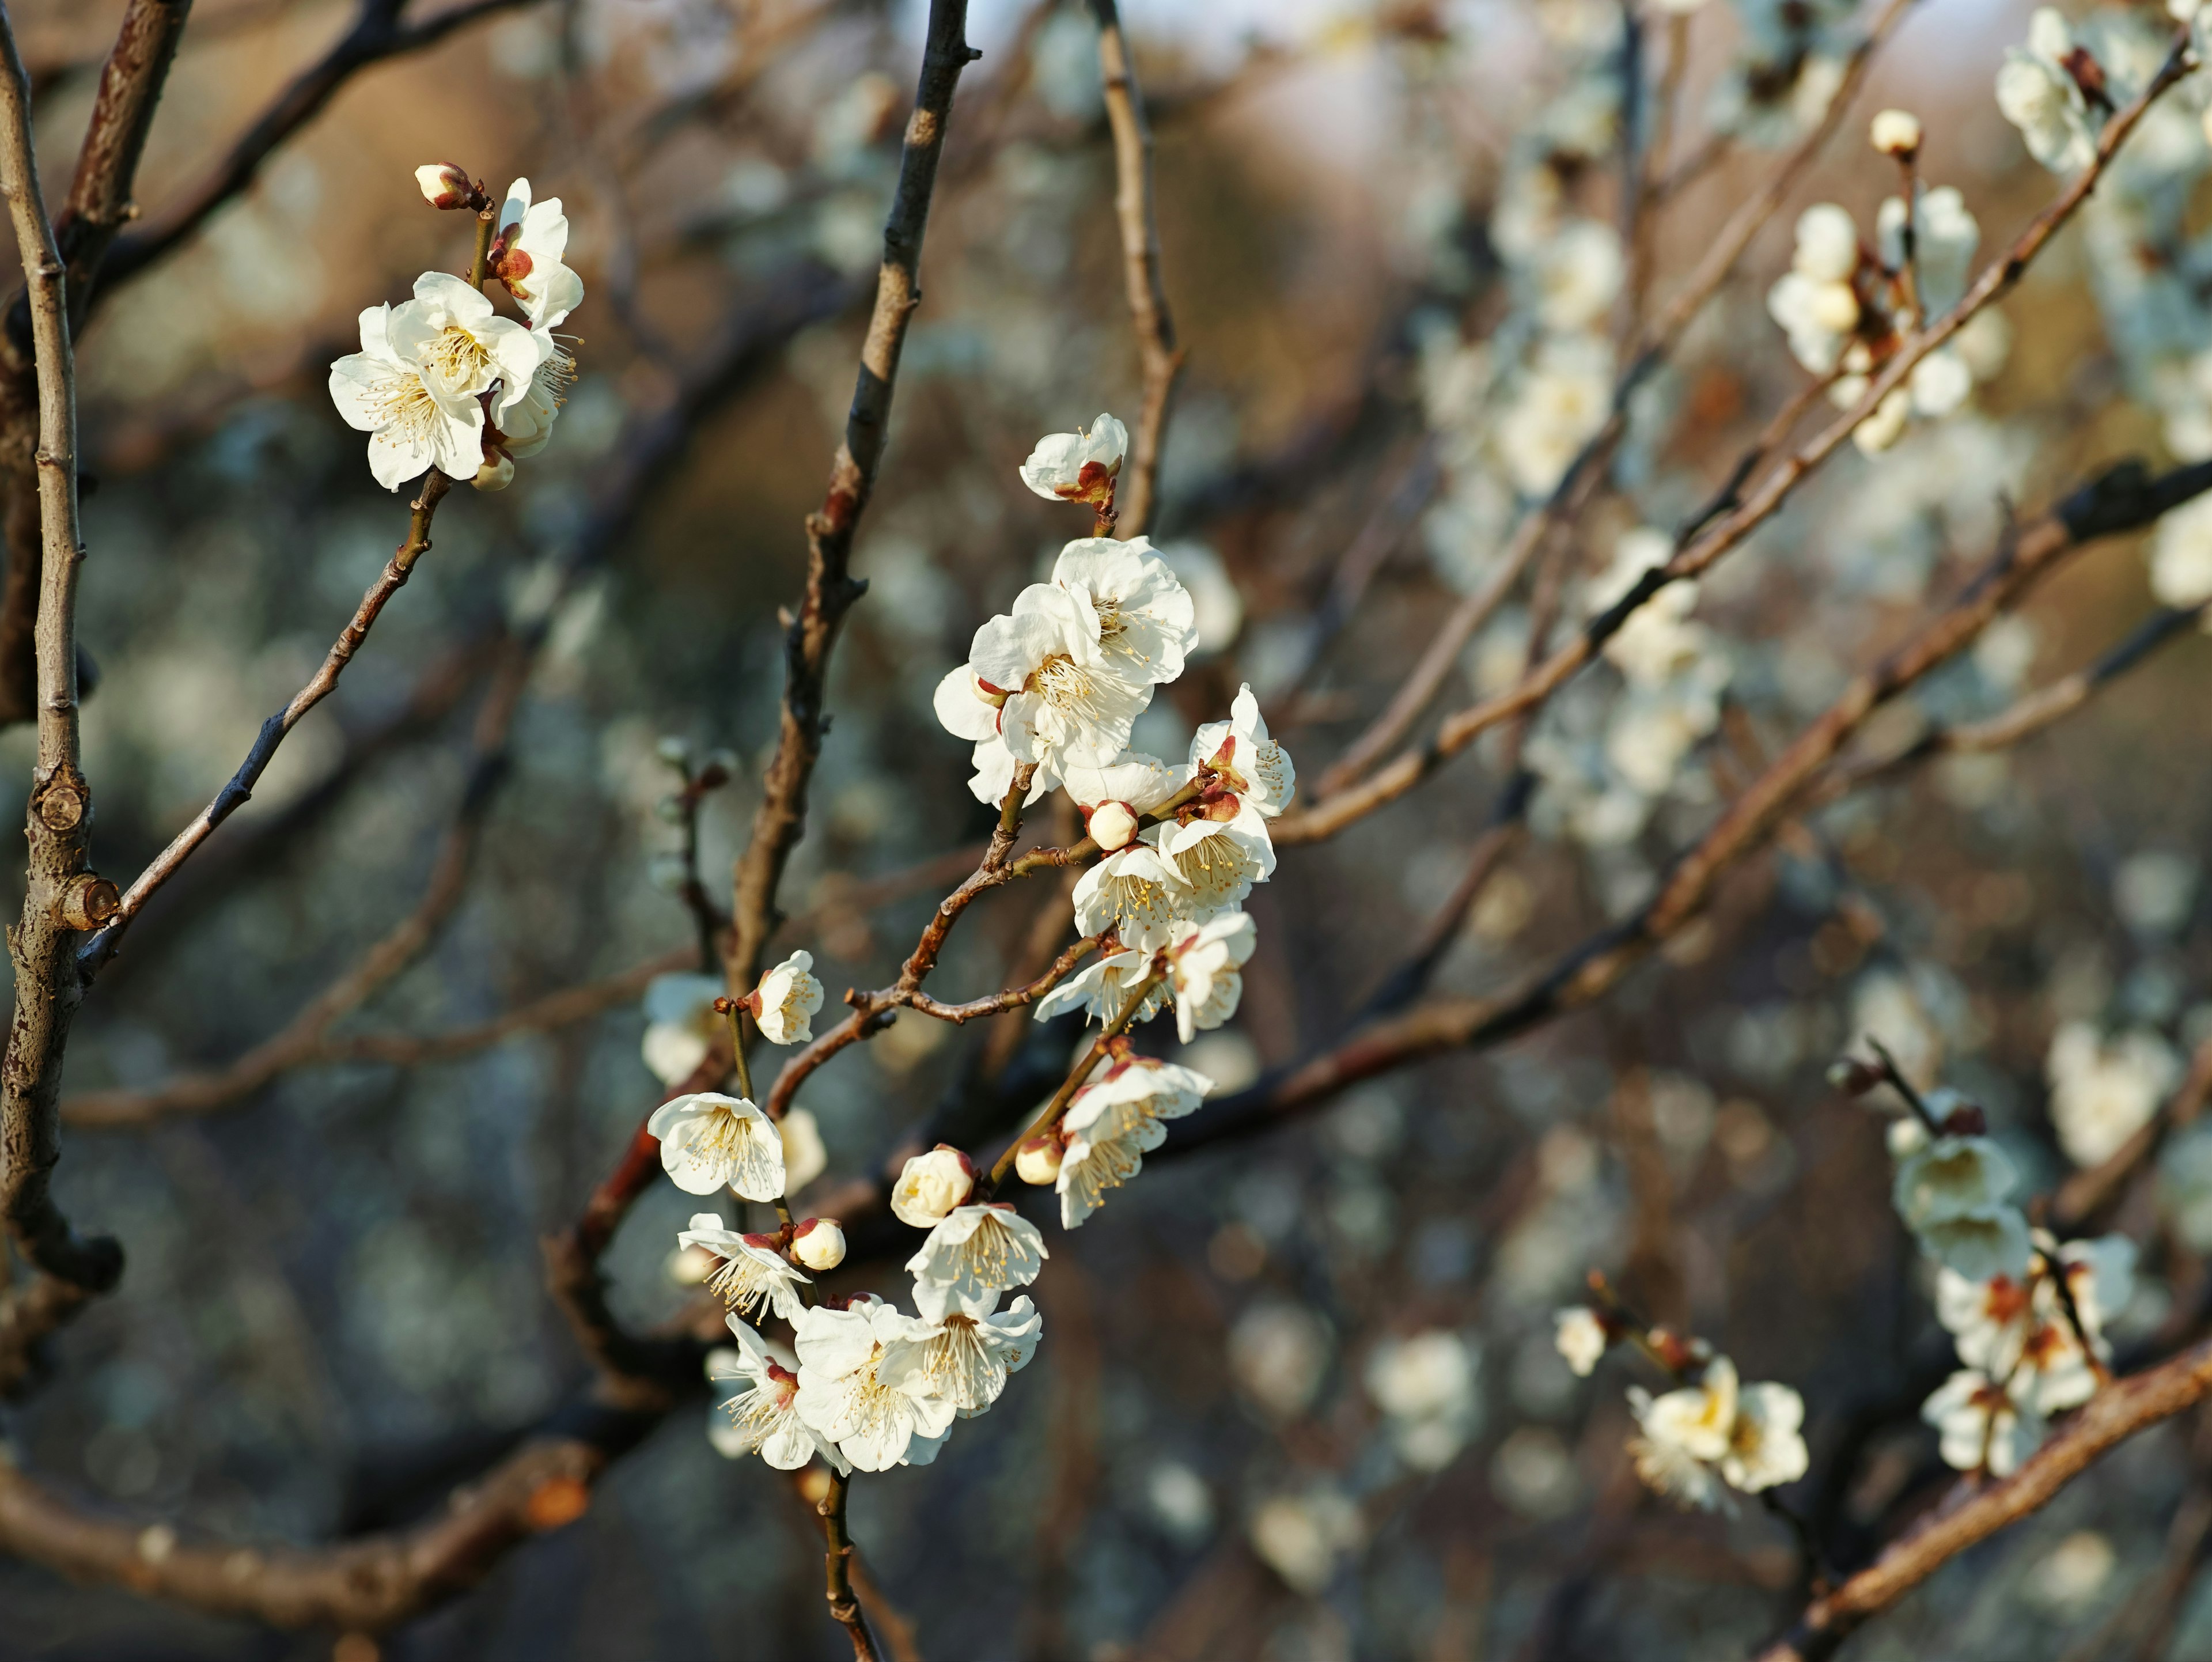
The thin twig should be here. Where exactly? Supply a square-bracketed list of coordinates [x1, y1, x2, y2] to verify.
[725, 0, 979, 995]
[1091, 0, 1181, 537]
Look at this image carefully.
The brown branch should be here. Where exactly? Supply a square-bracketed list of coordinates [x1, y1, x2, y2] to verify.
[1309, 0, 1915, 801]
[0, 0, 121, 1313]
[724, 0, 979, 995]
[1281, 38, 2191, 847]
[94, 0, 548, 296]
[63, 638, 528, 1129]
[1755, 1334, 2212, 1662]
[1090, 0, 1181, 537]
[80, 472, 453, 979]
[893, 933, 1099, 1025]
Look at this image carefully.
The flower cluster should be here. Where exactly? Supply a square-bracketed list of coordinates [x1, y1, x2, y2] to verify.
[330, 169, 583, 491]
[1840, 1051, 2141, 1477]
[1764, 116, 1990, 456]
[669, 412, 1296, 1481]
[1553, 1304, 1808, 1513]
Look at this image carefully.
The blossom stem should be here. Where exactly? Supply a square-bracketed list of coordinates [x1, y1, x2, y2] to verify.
[724, 1000, 756, 1103]
[980, 970, 1163, 1197]
[1891, 152, 1921, 321]
[1864, 1038, 1939, 1133]
[467, 205, 496, 291]
[818, 1470, 881, 1661]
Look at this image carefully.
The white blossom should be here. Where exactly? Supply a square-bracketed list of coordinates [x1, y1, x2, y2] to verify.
[876, 1294, 1043, 1415]
[890, 1146, 976, 1229]
[327, 301, 486, 491]
[1498, 334, 1613, 495]
[782, 1107, 829, 1192]
[490, 177, 585, 328]
[487, 327, 574, 467]
[1528, 219, 1624, 332]
[641, 971, 724, 1085]
[678, 1214, 810, 1320]
[793, 1296, 958, 1471]
[1062, 754, 1184, 853]
[1853, 386, 1913, 456]
[1365, 1330, 1480, 1471]
[386, 270, 546, 419]
[962, 584, 1150, 777]
[1055, 1057, 1210, 1228]
[1877, 187, 1980, 316]
[2151, 494, 2212, 607]
[1721, 1381, 1810, 1493]
[1071, 841, 1190, 952]
[1923, 1368, 2041, 1474]
[751, 950, 824, 1045]
[1997, 9, 2099, 175]
[2047, 1022, 2180, 1167]
[1188, 684, 1297, 819]
[713, 1318, 846, 1471]
[649, 1092, 786, 1200]
[415, 162, 473, 210]
[1032, 947, 1169, 1027]
[1627, 1355, 1806, 1508]
[906, 1202, 1048, 1320]
[1150, 814, 1274, 921]
[1020, 414, 1126, 505]
[1554, 1307, 1608, 1376]
[1051, 536, 1199, 689]
[1166, 910, 1257, 1043]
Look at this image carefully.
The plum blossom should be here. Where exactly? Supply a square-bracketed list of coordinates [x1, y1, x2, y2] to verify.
[1166, 910, 1257, 1043]
[794, 1296, 958, 1471]
[941, 583, 1149, 785]
[1877, 187, 1980, 316]
[713, 1318, 846, 1471]
[876, 1294, 1043, 1415]
[1033, 947, 1169, 1027]
[387, 271, 546, 418]
[677, 1213, 810, 1320]
[1997, 9, 2099, 175]
[1555, 1307, 1609, 1376]
[1062, 754, 1184, 853]
[891, 1146, 976, 1228]
[415, 162, 475, 210]
[1365, 1331, 1480, 1470]
[490, 177, 585, 328]
[649, 1092, 786, 1200]
[2046, 1022, 2179, 1167]
[1071, 842, 1190, 953]
[1924, 1368, 2041, 1475]
[1870, 108, 1922, 157]
[328, 303, 486, 491]
[1188, 684, 1296, 819]
[1051, 537, 1199, 690]
[750, 950, 825, 1045]
[640, 971, 724, 1085]
[1020, 414, 1127, 506]
[1892, 1131, 2033, 1281]
[1627, 1356, 1808, 1509]
[1767, 204, 1862, 375]
[906, 1203, 1048, 1320]
[1054, 1057, 1210, 1228]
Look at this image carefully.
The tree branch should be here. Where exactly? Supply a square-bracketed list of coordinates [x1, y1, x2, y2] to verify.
[725, 0, 979, 994]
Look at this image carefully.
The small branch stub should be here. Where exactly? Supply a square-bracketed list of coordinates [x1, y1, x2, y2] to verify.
[52, 872, 118, 930]
[34, 778, 82, 830]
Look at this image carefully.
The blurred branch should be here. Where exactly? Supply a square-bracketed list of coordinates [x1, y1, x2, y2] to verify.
[1754, 1332, 2212, 1662]
[2052, 1031, 2212, 1233]
[80, 474, 454, 979]
[725, 0, 980, 994]
[65, 636, 528, 1129]
[1175, 454, 2212, 1155]
[96, 0, 548, 296]
[1090, 0, 1181, 537]
[1309, 0, 1916, 801]
[0, 0, 122, 1347]
[1283, 37, 2190, 846]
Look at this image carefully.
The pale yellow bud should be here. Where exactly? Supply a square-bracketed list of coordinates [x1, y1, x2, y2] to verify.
[789, 1217, 846, 1271]
[1088, 800, 1139, 852]
[1870, 109, 1922, 157]
[1015, 1135, 1064, 1186]
[472, 453, 515, 491]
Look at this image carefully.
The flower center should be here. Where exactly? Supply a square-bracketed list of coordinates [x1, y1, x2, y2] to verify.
[424, 324, 491, 388]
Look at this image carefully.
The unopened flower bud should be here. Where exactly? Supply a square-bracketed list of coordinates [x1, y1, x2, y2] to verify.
[1826, 1056, 1883, 1096]
[415, 162, 475, 210]
[1938, 1101, 1988, 1138]
[789, 1216, 846, 1271]
[1869, 109, 1921, 157]
[1088, 800, 1139, 852]
[1014, 1135, 1064, 1186]
[472, 453, 514, 491]
[891, 1145, 975, 1227]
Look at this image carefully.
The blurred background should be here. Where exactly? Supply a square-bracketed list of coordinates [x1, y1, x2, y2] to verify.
[6, 0, 2212, 1656]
